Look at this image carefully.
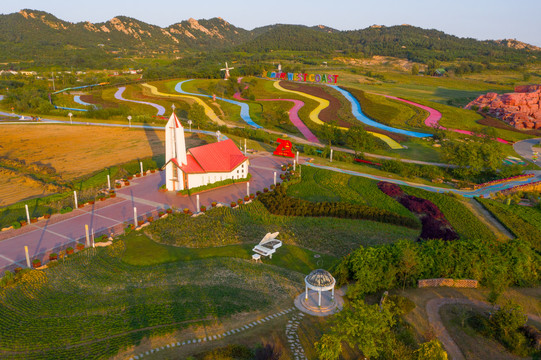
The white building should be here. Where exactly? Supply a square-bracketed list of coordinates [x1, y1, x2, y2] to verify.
[163, 113, 249, 191]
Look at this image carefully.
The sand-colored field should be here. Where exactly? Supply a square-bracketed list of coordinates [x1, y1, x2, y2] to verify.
[0, 124, 206, 206]
[0, 169, 52, 206]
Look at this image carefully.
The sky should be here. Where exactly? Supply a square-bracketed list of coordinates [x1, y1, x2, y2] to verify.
[1, 0, 541, 46]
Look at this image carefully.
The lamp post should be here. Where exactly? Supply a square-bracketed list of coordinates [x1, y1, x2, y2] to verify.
[127, 115, 132, 128]
[187, 120, 192, 132]
[68, 112, 73, 124]
[216, 130, 221, 142]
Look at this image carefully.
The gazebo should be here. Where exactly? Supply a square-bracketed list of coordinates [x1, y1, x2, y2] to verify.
[304, 269, 336, 307]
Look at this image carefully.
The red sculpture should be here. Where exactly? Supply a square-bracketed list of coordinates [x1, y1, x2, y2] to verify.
[273, 138, 295, 158]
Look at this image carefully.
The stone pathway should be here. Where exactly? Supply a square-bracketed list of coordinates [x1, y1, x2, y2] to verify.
[285, 311, 307, 360]
[127, 307, 296, 360]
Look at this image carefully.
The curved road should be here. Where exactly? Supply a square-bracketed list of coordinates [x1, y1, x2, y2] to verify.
[274, 81, 404, 149]
[175, 80, 261, 128]
[114, 87, 166, 116]
[141, 83, 225, 126]
[513, 138, 541, 167]
[233, 85, 320, 143]
[305, 162, 541, 198]
[385, 95, 511, 145]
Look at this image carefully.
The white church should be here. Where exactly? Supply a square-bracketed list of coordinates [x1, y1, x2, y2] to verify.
[162, 112, 249, 191]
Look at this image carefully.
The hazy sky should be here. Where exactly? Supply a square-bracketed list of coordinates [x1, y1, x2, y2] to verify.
[1, 0, 540, 46]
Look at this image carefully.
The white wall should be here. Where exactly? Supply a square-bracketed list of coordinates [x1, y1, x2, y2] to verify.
[185, 160, 249, 189]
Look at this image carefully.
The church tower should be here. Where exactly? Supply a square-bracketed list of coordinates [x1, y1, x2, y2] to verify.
[165, 112, 187, 191]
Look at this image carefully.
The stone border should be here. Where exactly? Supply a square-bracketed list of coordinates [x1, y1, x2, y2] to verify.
[418, 278, 478, 288]
[127, 307, 296, 360]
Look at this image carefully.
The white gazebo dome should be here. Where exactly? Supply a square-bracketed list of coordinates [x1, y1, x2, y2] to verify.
[305, 269, 335, 291]
[304, 269, 336, 308]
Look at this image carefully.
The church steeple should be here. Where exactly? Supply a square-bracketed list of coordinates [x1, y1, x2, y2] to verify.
[165, 112, 187, 165]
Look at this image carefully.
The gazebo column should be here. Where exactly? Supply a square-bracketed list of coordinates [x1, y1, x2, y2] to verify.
[332, 287, 335, 300]
[318, 290, 321, 307]
[305, 284, 308, 300]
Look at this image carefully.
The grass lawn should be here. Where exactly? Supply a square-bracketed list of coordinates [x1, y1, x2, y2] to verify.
[0, 241, 303, 360]
[145, 200, 420, 257]
[122, 232, 338, 274]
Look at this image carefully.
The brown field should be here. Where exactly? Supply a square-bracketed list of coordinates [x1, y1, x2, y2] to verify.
[0, 124, 206, 206]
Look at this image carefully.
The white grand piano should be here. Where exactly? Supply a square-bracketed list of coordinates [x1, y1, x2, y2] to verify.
[252, 232, 282, 260]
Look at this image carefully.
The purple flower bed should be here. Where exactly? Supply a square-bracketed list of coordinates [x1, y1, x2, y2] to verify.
[377, 181, 458, 241]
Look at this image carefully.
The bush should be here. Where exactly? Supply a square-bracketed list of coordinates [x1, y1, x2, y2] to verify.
[11, 221, 21, 229]
[60, 207, 73, 214]
[49, 253, 58, 261]
[32, 259, 41, 268]
[76, 243, 84, 251]
[66, 247, 74, 255]
[237, 199, 243, 205]
[211, 202, 217, 207]
[231, 202, 237, 208]
[200, 206, 206, 212]
[244, 196, 250, 202]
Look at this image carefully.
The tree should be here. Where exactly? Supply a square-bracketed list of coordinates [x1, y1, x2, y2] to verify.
[346, 125, 376, 154]
[415, 339, 448, 360]
[411, 64, 419, 75]
[315, 300, 395, 360]
[491, 302, 528, 339]
[188, 103, 206, 127]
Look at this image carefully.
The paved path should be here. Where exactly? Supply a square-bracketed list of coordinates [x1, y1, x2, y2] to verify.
[115, 87, 166, 115]
[385, 95, 511, 145]
[73, 95, 96, 108]
[175, 80, 261, 128]
[126, 307, 297, 360]
[426, 298, 541, 360]
[273, 81, 404, 149]
[305, 162, 541, 198]
[0, 155, 287, 272]
[233, 85, 320, 143]
[513, 138, 541, 167]
[141, 83, 225, 126]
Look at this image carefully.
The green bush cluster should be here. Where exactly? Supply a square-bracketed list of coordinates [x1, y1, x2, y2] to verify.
[335, 237, 540, 296]
[258, 185, 420, 229]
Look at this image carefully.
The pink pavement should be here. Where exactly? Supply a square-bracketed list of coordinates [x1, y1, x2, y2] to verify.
[384, 95, 511, 145]
[0, 154, 291, 272]
[233, 92, 320, 143]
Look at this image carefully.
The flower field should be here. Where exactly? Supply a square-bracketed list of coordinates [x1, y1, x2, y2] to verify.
[402, 187, 497, 241]
[0, 242, 303, 359]
[146, 200, 419, 257]
[286, 166, 415, 219]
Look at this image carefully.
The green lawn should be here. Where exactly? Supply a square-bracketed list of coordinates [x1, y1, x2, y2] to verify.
[0, 242, 303, 360]
[145, 200, 419, 257]
[122, 232, 338, 273]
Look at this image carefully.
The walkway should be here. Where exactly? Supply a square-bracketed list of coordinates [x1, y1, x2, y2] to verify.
[0, 156, 287, 272]
[141, 83, 225, 126]
[114, 87, 166, 116]
[305, 162, 541, 198]
[127, 307, 297, 360]
[330, 86, 432, 138]
[426, 297, 541, 360]
[233, 84, 320, 143]
[175, 80, 261, 128]
[73, 95, 96, 108]
[513, 138, 541, 167]
[273, 81, 403, 149]
[385, 95, 511, 145]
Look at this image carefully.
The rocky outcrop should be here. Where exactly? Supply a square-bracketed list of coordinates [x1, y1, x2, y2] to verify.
[466, 86, 541, 130]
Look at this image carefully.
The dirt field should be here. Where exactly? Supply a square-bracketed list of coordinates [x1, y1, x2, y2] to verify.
[0, 124, 206, 206]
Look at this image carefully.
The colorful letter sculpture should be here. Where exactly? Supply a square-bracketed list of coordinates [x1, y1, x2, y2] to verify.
[273, 138, 295, 158]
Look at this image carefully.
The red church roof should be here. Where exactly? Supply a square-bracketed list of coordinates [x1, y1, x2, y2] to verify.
[179, 139, 247, 174]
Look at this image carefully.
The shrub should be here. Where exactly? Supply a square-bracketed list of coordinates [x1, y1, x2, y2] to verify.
[66, 247, 74, 255]
[147, 216, 154, 223]
[115, 184, 121, 189]
[76, 243, 84, 251]
[158, 211, 165, 217]
[211, 202, 217, 207]
[20, 220, 27, 227]
[124, 181, 130, 186]
[11, 221, 21, 229]
[231, 202, 237, 208]
[270, 184, 276, 190]
[127, 176, 133, 180]
[250, 193, 255, 199]
[244, 196, 250, 202]
[237, 199, 243, 205]
[200, 206, 206, 212]
[263, 188, 269, 193]
[256, 191, 262, 196]
[14, 267, 22, 274]
[137, 220, 144, 226]
[32, 259, 41, 268]
[43, 213, 51, 219]
[48, 253, 58, 261]
[135, 174, 141, 178]
[166, 208, 173, 214]
[60, 207, 73, 214]
[183, 208, 190, 214]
